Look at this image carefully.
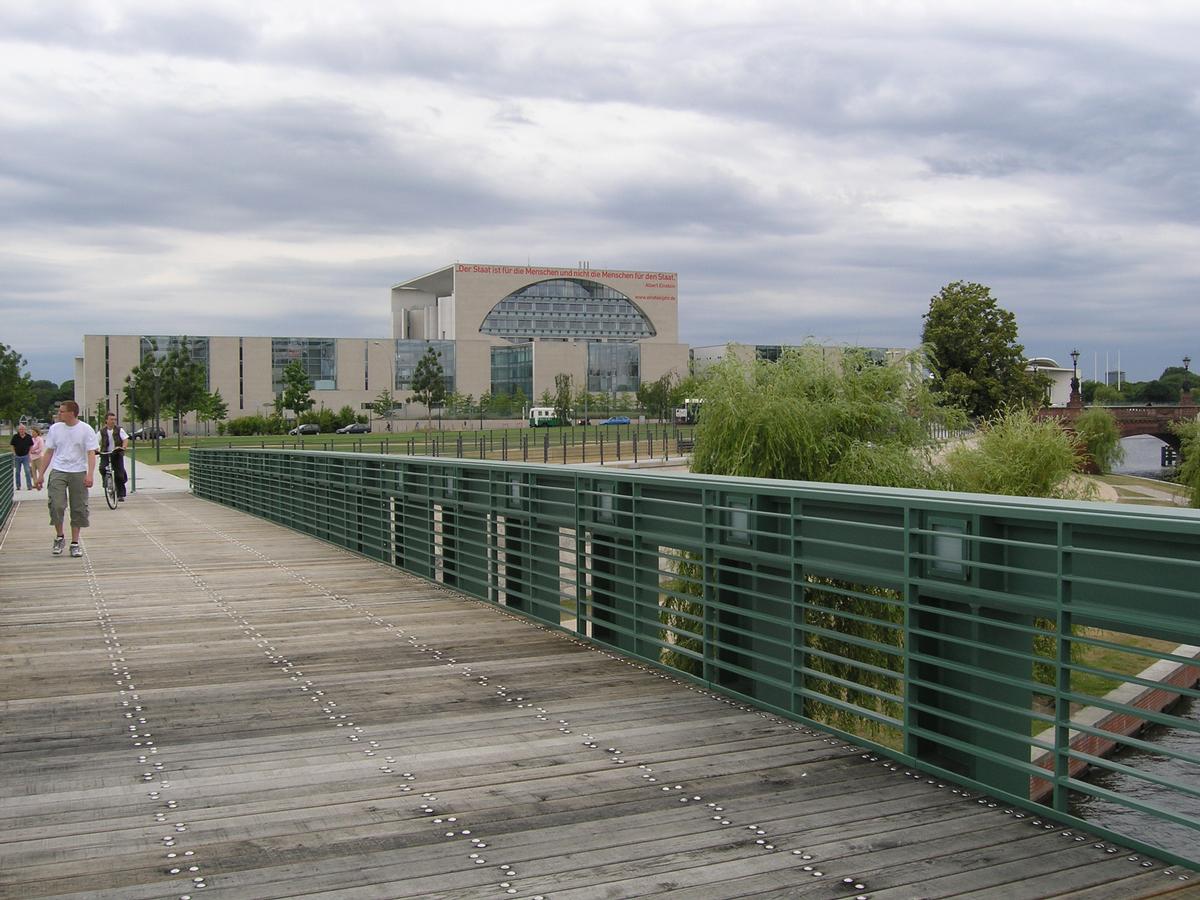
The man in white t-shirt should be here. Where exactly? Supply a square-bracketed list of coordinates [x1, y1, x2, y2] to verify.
[34, 400, 99, 558]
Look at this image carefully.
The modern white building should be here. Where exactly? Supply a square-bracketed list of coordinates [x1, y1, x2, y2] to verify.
[1025, 357, 1075, 407]
[76, 262, 691, 430]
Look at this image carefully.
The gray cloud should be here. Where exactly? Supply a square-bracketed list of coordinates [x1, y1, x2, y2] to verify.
[2, 2, 1198, 384]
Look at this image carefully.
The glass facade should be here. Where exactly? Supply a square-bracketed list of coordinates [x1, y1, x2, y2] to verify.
[272, 338, 337, 393]
[481, 278, 655, 342]
[588, 343, 640, 393]
[394, 340, 455, 393]
[141, 336, 211, 389]
[490, 343, 533, 399]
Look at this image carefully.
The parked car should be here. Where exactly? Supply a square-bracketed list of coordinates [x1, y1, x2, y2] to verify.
[335, 422, 371, 434]
[288, 423, 320, 436]
[132, 426, 167, 439]
[600, 415, 631, 426]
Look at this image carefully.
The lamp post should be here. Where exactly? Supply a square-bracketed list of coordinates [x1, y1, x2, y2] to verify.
[1069, 348, 1082, 408]
[1184, 355, 1193, 406]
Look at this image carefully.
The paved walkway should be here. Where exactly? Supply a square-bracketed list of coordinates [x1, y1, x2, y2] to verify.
[11, 460, 188, 507]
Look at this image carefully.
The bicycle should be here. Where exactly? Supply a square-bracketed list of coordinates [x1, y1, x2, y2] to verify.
[98, 451, 119, 510]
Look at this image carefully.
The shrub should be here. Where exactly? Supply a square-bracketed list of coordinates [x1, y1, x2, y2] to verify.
[942, 407, 1087, 499]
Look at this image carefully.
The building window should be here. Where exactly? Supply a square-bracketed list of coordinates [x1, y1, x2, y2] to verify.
[238, 339, 244, 410]
[491, 343, 533, 400]
[271, 338, 337, 393]
[141, 336, 211, 390]
[481, 278, 655, 342]
[588, 343, 640, 393]
[394, 340, 455, 393]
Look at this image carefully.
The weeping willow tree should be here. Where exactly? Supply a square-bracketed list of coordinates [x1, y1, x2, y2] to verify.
[1172, 419, 1200, 508]
[662, 345, 964, 739]
[690, 345, 957, 486]
[942, 406, 1092, 499]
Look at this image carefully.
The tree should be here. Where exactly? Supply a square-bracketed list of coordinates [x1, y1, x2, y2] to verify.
[373, 389, 396, 431]
[922, 281, 1044, 419]
[637, 372, 677, 422]
[1072, 407, 1124, 473]
[197, 389, 229, 435]
[162, 345, 207, 447]
[410, 344, 446, 428]
[280, 360, 315, 420]
[124, 351, 171, 461]
[553, 373, 573, 426]
[1172, 420, 1200, 509]
[0, 343, 34, 428]
[692, 344, 957, 486]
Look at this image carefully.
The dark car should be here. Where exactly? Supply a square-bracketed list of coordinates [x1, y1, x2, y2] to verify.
[288, 423, 320, 436]
[335, 422, 371, 434]
[132, 426, 167, 439]
[600, 415, 631, 426]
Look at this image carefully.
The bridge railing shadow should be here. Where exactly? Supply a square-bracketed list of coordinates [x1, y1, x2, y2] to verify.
[190, 448, 1200, 868]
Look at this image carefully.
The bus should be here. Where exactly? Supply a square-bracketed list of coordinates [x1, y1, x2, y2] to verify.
[528, 407, 566, 427]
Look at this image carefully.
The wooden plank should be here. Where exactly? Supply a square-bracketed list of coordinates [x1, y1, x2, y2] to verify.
[1, 493, 1193, 900]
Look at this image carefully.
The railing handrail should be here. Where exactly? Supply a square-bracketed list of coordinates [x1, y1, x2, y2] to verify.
[190, 447, 1200, 868]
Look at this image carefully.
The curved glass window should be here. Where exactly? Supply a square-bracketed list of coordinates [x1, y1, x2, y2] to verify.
[480, 278, 655, 342]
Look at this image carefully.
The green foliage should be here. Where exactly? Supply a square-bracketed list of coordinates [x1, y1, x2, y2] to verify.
[372, 389, 396, 426]
[0, 342, 34, 426]
[410, 344, 446, 426]
[1130, 379, 1177, 403]
[637, 372, 677, 422]
[224, 414, 287, 436]
[280, 360, 315, 418]
[333, 405, 362, 428]
[1091, 382, 1125, 404]
[553, 373, 573, 426]
[1073, 407, 1124, 473]
[921, 281, 1043, 418]
[1172, 419, 1200, 509]
[942, 407, 1087, 499]
[690, 344, 956, 487]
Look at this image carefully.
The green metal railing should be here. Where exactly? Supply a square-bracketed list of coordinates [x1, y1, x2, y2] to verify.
[191, 449, 1200, 868]
[0, 453, 12, 527]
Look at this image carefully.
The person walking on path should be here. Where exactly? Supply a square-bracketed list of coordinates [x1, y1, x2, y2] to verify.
[9, 423, 33, 489]
[34, 401, 99, 558]
[29, 426, 44, 475]
[99, 412, 130, 502]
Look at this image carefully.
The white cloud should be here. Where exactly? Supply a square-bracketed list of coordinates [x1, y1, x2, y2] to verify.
[2, 0, 1199, 381]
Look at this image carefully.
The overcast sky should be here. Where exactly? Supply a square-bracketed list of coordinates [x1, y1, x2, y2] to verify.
[3, 0, 1198, 384]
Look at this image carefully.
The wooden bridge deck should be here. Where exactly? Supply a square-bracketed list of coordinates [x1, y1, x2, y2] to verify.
[1, 492, 1195, 900]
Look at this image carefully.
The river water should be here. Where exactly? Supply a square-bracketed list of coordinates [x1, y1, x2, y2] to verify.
[1071, 698, 1199, 860]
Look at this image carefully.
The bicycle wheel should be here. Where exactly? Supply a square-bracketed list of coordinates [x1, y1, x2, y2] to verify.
[103, 470, 118, 509]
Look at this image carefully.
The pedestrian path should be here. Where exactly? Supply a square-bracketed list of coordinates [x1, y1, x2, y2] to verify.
[1, 492, 1193, 898]
[11, 460, 188, 507]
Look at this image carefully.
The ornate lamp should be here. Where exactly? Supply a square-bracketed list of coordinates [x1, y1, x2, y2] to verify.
[1069, 348, 1081, 407]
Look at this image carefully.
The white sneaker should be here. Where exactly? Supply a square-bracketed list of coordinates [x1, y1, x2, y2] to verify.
[52, 536, 65, 555]
[69, 543, 83, 558]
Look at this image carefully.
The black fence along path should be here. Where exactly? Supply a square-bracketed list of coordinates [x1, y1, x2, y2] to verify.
[0, 494, 1194, 899]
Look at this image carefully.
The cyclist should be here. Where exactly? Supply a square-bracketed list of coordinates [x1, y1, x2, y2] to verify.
[99, 412, 130, 502]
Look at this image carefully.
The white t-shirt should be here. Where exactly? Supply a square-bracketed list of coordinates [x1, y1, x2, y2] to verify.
[100, 426, 129, 454]
[45, 421, 100, 474]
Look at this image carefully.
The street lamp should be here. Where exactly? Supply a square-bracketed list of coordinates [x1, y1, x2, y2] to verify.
[1069, 348, 1081, 407]
[1184, 355, 1191, 373]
